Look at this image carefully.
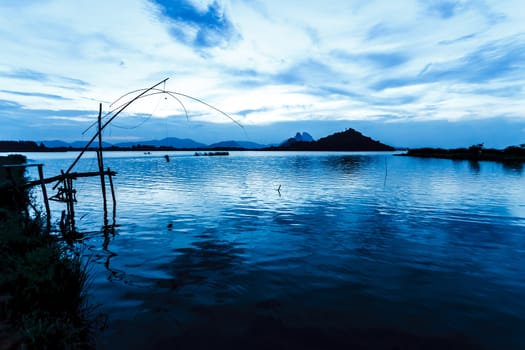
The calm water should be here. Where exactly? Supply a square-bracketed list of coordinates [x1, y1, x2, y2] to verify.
[14, 151, 525, 349]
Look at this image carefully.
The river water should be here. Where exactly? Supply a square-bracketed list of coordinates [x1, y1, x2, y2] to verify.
[14, 151, 525, 349]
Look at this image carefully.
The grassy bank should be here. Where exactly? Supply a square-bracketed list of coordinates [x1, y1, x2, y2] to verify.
[402, 144, 525, 162]
[0, 155, 93, 349]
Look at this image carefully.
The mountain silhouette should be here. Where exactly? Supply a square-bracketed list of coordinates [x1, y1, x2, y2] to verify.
[2, 128, 392, 152]
[275, 128, 394, 151]
[208, 140, 267, 149]
[115, 137, 207, 149]
[280, 132, 315, 147]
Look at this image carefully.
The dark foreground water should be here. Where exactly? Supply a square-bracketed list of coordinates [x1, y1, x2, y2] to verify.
[15, 151, 525, 349]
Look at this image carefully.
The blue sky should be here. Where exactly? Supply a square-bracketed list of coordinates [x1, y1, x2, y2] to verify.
[0, 0, 524, 147]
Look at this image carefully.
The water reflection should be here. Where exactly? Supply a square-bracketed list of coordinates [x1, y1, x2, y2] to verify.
[501, 161, 523, 174]
[322, 155, 367, 173]
[101, 226, 128, 283]
[23, 152, 525, 350]
[468, 160, 480, 173]
[290, 155, 313, 171]
[156, 234, 246, 303]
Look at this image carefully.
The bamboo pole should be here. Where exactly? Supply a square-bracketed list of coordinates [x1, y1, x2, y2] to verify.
[53, 78, 169, 190]
[97, 103, 108, 225]
[67, 177, 75, 231]
[61, 170, 70, 230]
[98, 150, 108, 226]
[37, 164, 51, 229]
[61, 170, 72, 232]
[107, 167, 116, 224]
[22, 170, 116, 189]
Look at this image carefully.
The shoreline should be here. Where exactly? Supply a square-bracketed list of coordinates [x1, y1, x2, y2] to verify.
[399, 146, 525, 163]
[0, 155, 95, 348]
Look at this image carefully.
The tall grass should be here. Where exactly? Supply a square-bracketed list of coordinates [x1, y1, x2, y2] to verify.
[0, 155, 95, 349]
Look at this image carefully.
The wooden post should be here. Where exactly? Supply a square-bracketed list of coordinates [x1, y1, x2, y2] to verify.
[107, 167, 116, 224]
[97, 103, 108, 226]
[97, 151, 108, 226]
[63, 173, 70, 231]
[61, 171, 74, 233]
[38, 164, 51, 229]
[67, 177, 76, 231]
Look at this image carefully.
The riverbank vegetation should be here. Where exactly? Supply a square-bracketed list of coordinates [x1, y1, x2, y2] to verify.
[402, 144, 525, 162]
[1, 155, 94, 349]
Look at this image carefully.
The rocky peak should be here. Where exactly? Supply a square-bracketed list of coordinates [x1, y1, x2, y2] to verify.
[294, 132, 314, 142]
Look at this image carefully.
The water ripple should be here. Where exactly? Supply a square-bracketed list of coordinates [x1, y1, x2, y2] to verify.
[25, 151, 525, 350]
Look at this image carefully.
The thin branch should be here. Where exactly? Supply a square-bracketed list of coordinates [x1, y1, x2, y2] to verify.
[82, 86, 241, 134]
[53, 78, 169, 189]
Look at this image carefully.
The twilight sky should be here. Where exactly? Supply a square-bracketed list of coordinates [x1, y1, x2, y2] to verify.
[1, 0, 524, 148]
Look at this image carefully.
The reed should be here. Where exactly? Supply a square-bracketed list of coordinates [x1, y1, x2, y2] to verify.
[0, 155, 96, 349]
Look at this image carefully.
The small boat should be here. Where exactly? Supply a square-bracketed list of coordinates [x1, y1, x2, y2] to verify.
[194, 151, 229, 156]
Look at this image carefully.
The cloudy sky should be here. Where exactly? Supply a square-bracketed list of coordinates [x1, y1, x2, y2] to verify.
[1, 0, 524, 147]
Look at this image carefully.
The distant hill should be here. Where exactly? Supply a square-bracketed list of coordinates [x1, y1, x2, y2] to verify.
[40, 140, 71, 148]
[6, 137, 264, 151]
[315, 128, 394, 151]
[208, 140, 267, 149]
[70, 140, 114, 148]
[274, 128, 394, 151]
[40, 140, 114, 148]
[115, 137, 207, 149]
[2, 128, 393, 152]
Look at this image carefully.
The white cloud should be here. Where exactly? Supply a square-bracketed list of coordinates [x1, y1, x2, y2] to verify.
[0, 0, 524, 146]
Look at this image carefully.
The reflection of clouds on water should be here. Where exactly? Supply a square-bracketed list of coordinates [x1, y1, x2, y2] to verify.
[25, 152, 525, 350]
[171, 240, 245, 281]
[154, 233, 247, 304]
